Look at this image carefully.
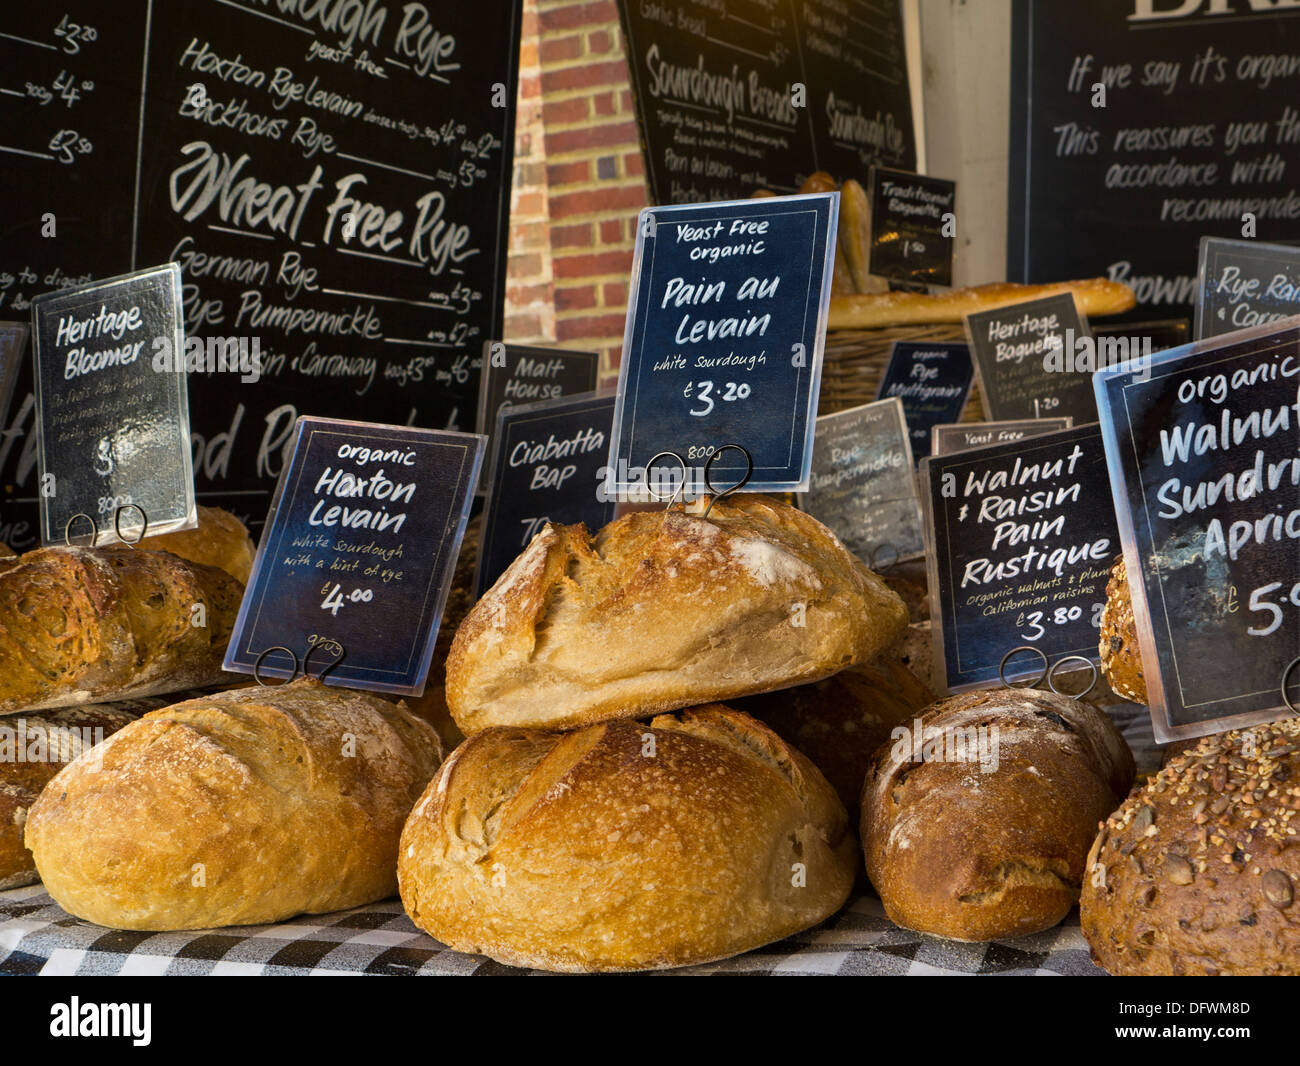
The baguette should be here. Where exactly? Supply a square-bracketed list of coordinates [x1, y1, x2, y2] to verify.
[839, 178, 888, 294]
[26, 679, 441, 929]
[828, 278, 1136, 330]
[0, 545, 242, 714]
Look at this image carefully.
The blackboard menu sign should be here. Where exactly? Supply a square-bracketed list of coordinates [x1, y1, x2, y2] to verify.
[0, 0, 520, 550]
[0, 323, 28, 432]
[867, 167, 956, 288]
[1009, 0, 1300, 319]
[1094, 318, 1189, 356]
[616, 0, 916, 205]
[1095, 320, 1300, 742]
[931, 417, 1072, 457]
[477, 393, 616, 597]
[875, 340, 972, 462]
[799, 398, 922, 567]
[31, 265, 195, 545]
[476, 343, 600, 435]
[921, 424, 1118, 692]
[608, 194, 837, 497]
[1195, 238, 1300, 340]
[966, 293, 1097, 424]
[225, 417, 484, 696]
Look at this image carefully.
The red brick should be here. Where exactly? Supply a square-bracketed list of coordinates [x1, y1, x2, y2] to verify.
[540, 33, 583, 65]
[623, 151, 645, 177]
[546, 160, 590, 186]
[592, 91, 617, 117]
[506, 312, 544, 339]
[507, 283, 554, 305]
[539, 0, 617, 33]
[541, 60, 630, 93]
[545, 120, 641, 155]
[553, 250, 634, 279]
[555, 286, 598, 311]
[509, 252, 544, 278]
[619, 89, 634, 112]
[549, 184, 647, 220]
[599, 219, 623, 244]
[514, 191, 545, 218]
[603, 281, 628, 307]
[554, 312, 630, 339]
[551, 222, 594, 248]
[588, 29, 613, 54]
[542, 96, 588, 126]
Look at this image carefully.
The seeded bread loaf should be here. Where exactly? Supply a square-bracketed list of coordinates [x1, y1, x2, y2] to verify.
[0, 545, 242, 714]
[399, 706, 856, 972]
[446, 494, 908, 733]
[26, 679, 441, 929]
[862, 689, 1135, 941]
[1081, 719, 1300, 975]
[1098, 557, 1148, 705]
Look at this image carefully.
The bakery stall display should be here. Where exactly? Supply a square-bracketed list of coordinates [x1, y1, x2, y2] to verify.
[398, 707, 856, 972]
[862, 688, 1135, 942]
[25, 679, 441, 930]
[1081, 720, 1300, 976]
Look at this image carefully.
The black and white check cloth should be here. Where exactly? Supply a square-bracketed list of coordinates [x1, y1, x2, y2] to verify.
[0, 702, 1156, 976]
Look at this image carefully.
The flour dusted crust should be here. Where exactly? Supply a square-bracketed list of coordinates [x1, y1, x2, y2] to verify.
[445, 494, 909, 733]
[398, 706, 857, 972]
[1082, 720, 1300, 975]
[828, 278, 1136, 330]
[861, 689, 1134, 942]
[1099, 557, 1148, 705]
[25, 679, 441, 929]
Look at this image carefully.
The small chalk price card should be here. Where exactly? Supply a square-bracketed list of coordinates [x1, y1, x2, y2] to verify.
[1095, 320, 1300, 742]
[477, 393, 616, 597]
[225, 417, 484, 696]
[876, 340, 973, 463]
[867, 166, 956, 289]
[476, 342, 600, 435]
[931, 417, 1072, 457]
[0, 321, 29, 431]
[607, 194, 838, 497]
[1195, 238, 1300, 341]
[31, 264, 195, 545]
[921, 424, 1119, 692]
[964, 293, 1097, 425]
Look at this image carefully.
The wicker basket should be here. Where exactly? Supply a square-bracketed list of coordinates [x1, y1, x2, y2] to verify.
[819, 324, 982, 420]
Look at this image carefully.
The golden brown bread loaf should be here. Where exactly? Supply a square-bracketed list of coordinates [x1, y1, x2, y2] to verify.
[0, 546, 242, 714]
[446, 494, 908, 733]
[828, 278, 1136, 330]
[1098, 557, 1148, 705]
[0, 703, 140, 889]
[1082, 719, 1300, 975]
[143, 506, 255, 585]
[398, 706, 857, 971]
[731, 656, 933, 821]
[839, 178, 888, 294]
[862, 689, 1135, 941]
[25, 679, 441, 929]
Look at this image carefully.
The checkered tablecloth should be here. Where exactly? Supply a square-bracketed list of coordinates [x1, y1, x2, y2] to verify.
[0, 885, 1104, 976]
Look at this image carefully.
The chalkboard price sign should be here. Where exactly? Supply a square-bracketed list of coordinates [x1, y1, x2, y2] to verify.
[31, 264, 195, 545]
[965, 293, 1097, 424]
[867, 167, 956, 288]
[875, 340, 972, 462]
[1195, 238, 1300, 340]
[477, 393, 616, 597]
[476, 342, 600, 435]
[930, 417, 1072, 457]
[608, 194, 837, 497]
[225, 417, 484, 697]
[0, 323, 28, 433]
[921, 424, 1118, 692]
[1095, 320, 1300, 741]
[799, 398, 922, 568]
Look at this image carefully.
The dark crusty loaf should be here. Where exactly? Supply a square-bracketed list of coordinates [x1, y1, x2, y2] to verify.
[731, 655, 933, 822]
[862, 688, 1135, 941]
[399, 706, 857, 972]
[0, 545, 242, 714]
[26, 679, 441, 929]
[0, 703, 140, 889]
[446, 494, 908, 734]
[1081, 719, 1300, 975]
[1098, 557, 1148, 705]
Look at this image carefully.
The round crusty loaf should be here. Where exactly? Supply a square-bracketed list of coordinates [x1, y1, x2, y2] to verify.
[142, 506, 256, 585]
[731, 656, 933, 822]
[446, 494, 908, 733]
[862, 688, 1134, 942]
[0, 704, 139, 889]
[1081, 719, 1300, 975]
[26, 679, 441, 930]
[1098, 557, 1148, 705]
[399, 706, 858, 972]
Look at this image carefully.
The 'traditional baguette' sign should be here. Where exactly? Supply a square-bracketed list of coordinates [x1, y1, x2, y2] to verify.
[608, 194, 838, 498]
[1195, 238, 1300, 340]
[225, 416, 484, 696]
[1095, 318, 1300, 742]
[921, 424, 1118, 692]
[31, 264, 195, 545]
[477, 392, 616, 597]
[867, 167, 956, 289]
